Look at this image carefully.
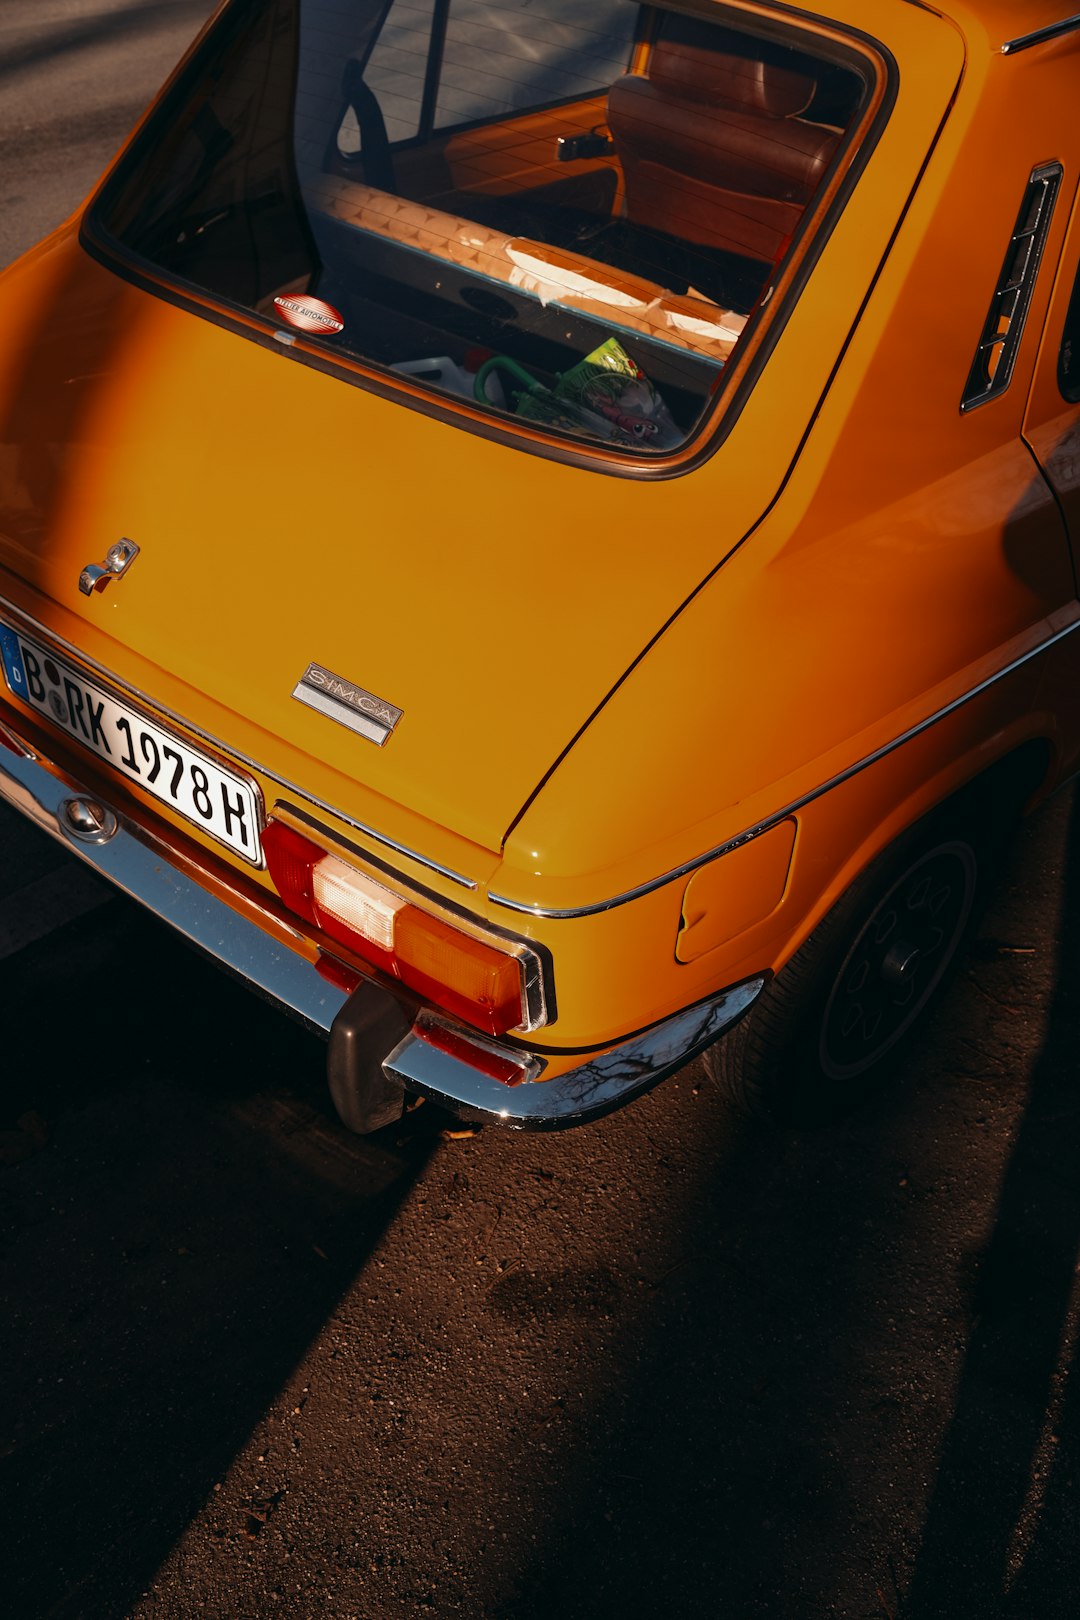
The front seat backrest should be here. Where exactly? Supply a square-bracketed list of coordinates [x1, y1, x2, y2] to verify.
[607, 17, 842, 267]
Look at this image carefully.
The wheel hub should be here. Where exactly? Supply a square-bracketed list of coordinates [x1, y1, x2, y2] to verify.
[880, 938, 922, 986]
[819, 840, 978, 1082]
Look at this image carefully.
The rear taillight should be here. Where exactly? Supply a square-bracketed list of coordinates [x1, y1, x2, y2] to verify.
[264, 820, 527, 1036]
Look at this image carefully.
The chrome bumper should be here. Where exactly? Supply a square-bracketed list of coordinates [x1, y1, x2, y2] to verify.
[381, 982, 765, 1130]
[0, 725, 353, 1036]
[0, 728, 764, 1130]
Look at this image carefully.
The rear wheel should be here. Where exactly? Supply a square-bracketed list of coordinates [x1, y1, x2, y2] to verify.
[705, 811, 994, 1124]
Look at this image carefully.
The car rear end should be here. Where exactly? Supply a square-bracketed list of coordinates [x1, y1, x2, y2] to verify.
[0, 0, 958, 1129]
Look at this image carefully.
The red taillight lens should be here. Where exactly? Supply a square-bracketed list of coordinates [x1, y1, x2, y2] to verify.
[262, 820, 319, 923]
[314, 953, 364, 994]
[263, 820, 527, 1035]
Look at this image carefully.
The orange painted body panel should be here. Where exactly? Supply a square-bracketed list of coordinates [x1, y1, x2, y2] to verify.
[1, 0, 1079, 1089]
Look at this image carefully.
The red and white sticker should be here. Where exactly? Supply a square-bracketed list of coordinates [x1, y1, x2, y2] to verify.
[272, 294, 345, 335]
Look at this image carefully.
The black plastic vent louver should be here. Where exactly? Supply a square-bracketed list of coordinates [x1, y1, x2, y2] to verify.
[961, 161, 1062, 412]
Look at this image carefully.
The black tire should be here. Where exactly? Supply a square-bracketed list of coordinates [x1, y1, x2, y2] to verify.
[705, 803, 1006, 1124]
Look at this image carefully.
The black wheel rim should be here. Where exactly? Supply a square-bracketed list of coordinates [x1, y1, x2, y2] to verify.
[818, 839, 978, 1082]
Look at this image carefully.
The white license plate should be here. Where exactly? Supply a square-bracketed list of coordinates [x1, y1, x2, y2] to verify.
[0, 624, 262, 864]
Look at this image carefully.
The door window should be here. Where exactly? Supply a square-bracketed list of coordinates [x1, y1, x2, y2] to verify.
[1059, 254, 1080, 402]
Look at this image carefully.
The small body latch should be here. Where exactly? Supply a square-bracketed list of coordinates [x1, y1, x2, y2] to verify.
[79, 539, 140, 597]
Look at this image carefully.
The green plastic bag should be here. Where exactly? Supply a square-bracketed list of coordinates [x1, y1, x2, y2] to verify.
[474, 338, 681, 450]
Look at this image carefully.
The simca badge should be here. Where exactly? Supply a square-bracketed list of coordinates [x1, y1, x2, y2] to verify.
[292, 662, 402, 746]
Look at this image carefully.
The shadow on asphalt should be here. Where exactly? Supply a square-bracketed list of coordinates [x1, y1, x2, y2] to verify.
[3, 794, 1080, 1619]
[901, 787, 1080, 1619]
[470, 792, 1080, 1620]
[0, 892, 442, 1620]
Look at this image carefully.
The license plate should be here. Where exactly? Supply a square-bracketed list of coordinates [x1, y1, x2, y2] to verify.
[0, 624, 262, 864]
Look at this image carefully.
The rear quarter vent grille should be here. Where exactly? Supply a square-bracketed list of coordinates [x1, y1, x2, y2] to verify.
[961, 160, 1062, 411]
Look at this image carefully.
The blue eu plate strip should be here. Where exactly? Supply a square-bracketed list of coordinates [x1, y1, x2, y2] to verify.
[0, 623, 28, 699]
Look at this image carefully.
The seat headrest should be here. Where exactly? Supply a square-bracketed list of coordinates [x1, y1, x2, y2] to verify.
[648, 35, 816, 119]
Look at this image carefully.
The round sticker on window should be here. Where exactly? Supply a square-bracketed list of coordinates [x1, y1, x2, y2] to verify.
[273, 294, 345, 335]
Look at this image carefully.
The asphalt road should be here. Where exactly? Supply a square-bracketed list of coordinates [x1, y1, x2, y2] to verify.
[0, 1, 217, 269]
[4, 8, 1080, 1619]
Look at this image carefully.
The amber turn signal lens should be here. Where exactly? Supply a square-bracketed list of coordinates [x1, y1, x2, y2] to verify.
[394, 907, 524, 1037]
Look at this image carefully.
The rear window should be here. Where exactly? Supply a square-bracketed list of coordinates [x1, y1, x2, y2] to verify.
[92, 0, 876, 462]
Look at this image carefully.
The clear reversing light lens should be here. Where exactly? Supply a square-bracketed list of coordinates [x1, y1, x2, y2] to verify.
[313, 857, 404, 950]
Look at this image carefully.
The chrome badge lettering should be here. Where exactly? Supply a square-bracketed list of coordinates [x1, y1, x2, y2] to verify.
[292, 662, 403, 746]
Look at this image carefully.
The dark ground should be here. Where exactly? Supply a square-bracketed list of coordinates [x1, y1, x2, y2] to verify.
[3, 789, 1080, 1620]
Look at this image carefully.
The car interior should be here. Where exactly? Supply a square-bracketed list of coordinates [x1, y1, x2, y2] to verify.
[99, 0, 869, 454]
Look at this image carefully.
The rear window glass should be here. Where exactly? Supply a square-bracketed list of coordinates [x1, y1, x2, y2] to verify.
[93, 0, 874, 461]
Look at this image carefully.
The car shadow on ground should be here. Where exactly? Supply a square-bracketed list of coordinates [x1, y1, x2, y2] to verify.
[4, 795, 1080, 1620]
[0, 889, 442, 1620]
[472, 790, 1080, 1620]
[900, 784, 1080, 1620]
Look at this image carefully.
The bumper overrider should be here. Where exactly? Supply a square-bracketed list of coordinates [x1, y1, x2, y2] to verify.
[0, 724, 764, 1130]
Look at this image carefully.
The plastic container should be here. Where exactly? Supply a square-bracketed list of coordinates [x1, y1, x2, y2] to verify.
[390, 356, 505, 408]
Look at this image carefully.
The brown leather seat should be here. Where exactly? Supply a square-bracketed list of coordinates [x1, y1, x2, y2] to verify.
[607, 19, 842, 268]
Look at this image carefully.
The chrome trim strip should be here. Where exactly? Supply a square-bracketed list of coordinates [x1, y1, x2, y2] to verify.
[0, 732, 352, 1038]
[291, 678, 392, 745]
[1002, 13, 1080, 53]
[0, 600, 478, 890]
[285, 791, 478, 891]
[383, 979, 765, 1130]
[490, 616, 1080, 919]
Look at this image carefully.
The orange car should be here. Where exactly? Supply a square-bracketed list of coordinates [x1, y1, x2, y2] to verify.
[0, 0, 1078, 1131]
